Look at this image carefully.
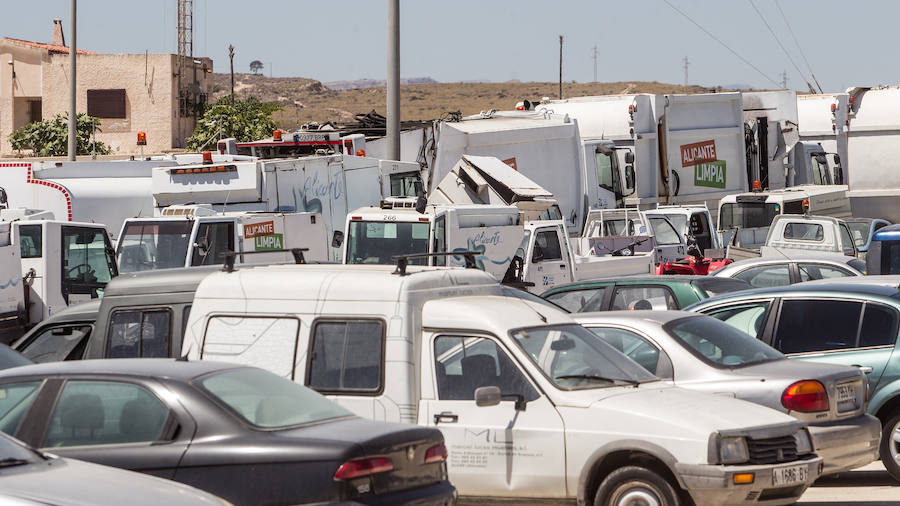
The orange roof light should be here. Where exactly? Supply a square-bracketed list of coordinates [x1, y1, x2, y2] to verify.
[273, 129, 283, 141]
[136, 131, 147, 145]
[356, 149, 366, 157]
[202, 150, 213, 164]
[752, 180, 762, 191]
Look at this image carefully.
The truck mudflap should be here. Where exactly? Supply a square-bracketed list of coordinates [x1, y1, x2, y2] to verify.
[675, 456, 822, 506]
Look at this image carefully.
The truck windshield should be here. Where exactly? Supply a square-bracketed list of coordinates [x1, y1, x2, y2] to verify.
[61, 227, 117, 286]
[346, 221, 430, 265]
[847, 222, 870, 248]
[117, 221, 193, 273]
[718, 203, 779, 230]
[879, 241, 900, 274]
[648, 218, 681, 245]
[511, 324, 656, 390]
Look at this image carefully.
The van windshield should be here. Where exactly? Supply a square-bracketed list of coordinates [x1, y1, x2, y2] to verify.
[117, 221, 193, 273]
[346, 220, 429, 265]
[718, 203, 779, 230]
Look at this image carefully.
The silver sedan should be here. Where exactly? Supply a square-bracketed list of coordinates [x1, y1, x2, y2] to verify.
[711, 254, 866, 288]
[575, 310, 881, 476]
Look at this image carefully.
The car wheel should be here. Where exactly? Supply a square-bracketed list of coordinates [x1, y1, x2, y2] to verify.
[594, 465, 679, 506]
[881, 410, 900, 481]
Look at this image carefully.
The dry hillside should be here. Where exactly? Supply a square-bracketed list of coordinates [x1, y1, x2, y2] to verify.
[210, 73, 734, 129]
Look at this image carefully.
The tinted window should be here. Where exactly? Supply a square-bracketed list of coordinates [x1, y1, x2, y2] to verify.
[847, 222, 870, 247]
[797, 263, 855, 282]
[108, 310, 171, 358]
[719, 203, 779, 230]
[0, 381, 41, 435]
[346, 221, 429, 265]
[775, 299, 863, 353]
[434, 336, 538, 401]
[18, 325, 91, 363]
[308, 321, 383, 393]
[203, 317, 299, 379]
[545, 287, 606, 313]
[859, 303, 898, 348]
[534, 230, 562, 261]
[199, 368, 351, 429]
[693, 278, 752, 297]
[839, 224, 856, 256]
[191, 222, 234, 266]
[783, 223, 823, 241]
[18, 224, 42, 259]
[587, 327, 662, 374]
[666, 316, 783, 367]
[117, 221, 193, 273]
[611, 286, 677, 310]
[734, 264, 791, 288]
[704, 300, 773, 339]
[44, 381, 169, 447]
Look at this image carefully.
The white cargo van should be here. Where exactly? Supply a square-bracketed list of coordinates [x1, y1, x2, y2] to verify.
[182, 263, 822, 505]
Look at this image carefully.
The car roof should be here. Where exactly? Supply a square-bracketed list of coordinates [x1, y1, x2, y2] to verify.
[104, 266, 223, 297]
[574, 309, 695, 326]
[800, 275, 900, 288]
[34, 298, 101, 322]
[715, 254, 857, 273]
[0, 358, 240, 381]
[696, 281, 900, 306]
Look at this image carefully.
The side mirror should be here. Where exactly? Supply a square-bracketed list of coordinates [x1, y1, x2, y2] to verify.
[331, 231, 344, 248]
[833, 165, 844, 185]
[815, 154, 828, 165]
[415, 195, 427, 214]
[532, 245, 544, 263]
[475, 386, 502, 407]
[625, 151, 635, 164]
[833, 154, 842, 165]
[0, 186, 7, 208]
[625, 165, 635, 192]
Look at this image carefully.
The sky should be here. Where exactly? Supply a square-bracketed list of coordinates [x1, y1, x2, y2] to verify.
[2, 0, 897, 92]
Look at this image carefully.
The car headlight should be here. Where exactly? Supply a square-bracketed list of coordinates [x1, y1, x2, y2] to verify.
[719, 436, 749, 464]
[793, 429, 813, 455]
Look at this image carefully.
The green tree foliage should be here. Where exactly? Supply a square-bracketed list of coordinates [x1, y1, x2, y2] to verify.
[8, 114, 111, 157]
[185, 97, 281, 151]
[249, 60, 264, 74]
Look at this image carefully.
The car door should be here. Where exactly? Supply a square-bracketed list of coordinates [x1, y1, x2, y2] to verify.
[796, 263, 857, 282]
[542, 285, 611, 313]
[766, 298, 898, 391]
[20, 377, 193, 479]
[420, 334, 566, 498]
[698, 299, 776, 340]
[527, 227, 571, 291]
[731, 263, 793, 288]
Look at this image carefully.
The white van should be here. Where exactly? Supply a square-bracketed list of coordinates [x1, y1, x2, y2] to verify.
[182, 263, 822, 505]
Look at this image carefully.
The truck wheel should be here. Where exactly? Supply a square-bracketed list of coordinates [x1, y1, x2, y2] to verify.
[594, 466, 679, 506]
[881, 410, 900, 481]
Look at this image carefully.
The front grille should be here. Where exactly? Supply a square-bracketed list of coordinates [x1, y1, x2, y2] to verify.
[746, 435, 798, 464]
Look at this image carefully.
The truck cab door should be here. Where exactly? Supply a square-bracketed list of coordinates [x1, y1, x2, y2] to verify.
[584, 144, 618, 209]
[525, 226, 572, 291]
[420, 334, 567, 498]
[643, 215, 686, 264]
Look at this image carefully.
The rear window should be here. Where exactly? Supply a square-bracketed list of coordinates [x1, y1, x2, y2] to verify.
[782, 222, 824, 241]
[693, 278, 752, 297]
[665, 316, 783, 368]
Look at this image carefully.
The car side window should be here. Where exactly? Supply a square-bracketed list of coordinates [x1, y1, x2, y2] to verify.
[108, 309, 171, 358]
[0, 381, 42, 435]
[774, 299, 863, 353]
[859, 303, 899, 348]
[533, 230, 563, 262]
[307, 320, 384, 393]
[434, 336, 538, 402]
[19, 325, 92, 363]
[733, 264, 791, 288]
[797, 263, 854, 282]
[44, 381, 170, 448]
[703, 300, 773, 339]
[544, 287, 606, 313]
[610, 286, 677, 310]
[586, 327, 668, 377]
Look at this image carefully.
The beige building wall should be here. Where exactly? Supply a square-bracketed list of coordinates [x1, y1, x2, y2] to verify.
[0, 44, 45, 153]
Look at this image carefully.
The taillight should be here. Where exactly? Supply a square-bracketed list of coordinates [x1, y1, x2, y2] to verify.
[424, 443, 447, 464]
[333, 457, 393, 480]
[782, 380, 829, 412]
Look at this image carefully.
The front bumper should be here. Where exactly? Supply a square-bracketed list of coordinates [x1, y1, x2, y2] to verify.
[808, 414, 881, 475]
[343, 481, 458, 506]
[676, 456, 823, 506]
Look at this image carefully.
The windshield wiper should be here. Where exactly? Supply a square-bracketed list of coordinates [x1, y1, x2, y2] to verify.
[555, 374, 640, 387]
[0, 458, 31, 468]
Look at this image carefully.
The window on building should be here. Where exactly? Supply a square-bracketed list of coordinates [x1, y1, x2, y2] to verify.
[87, 89, 126, 119]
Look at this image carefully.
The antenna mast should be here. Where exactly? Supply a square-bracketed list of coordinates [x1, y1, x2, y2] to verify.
[682, 56, 689, 87]
[592, 45, 598, 82]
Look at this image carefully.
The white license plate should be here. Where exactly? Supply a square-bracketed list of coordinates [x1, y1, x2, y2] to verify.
[836, 384, 858, 412]
[772, 464, 808, 486]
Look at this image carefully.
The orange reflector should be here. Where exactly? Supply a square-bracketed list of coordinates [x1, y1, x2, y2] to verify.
[351, 216, 361, 220]
[516, 105, 525, 111]
[418, 217, 430, 222]
[733, 473, 754, 485]
[356, 149, 366, 157]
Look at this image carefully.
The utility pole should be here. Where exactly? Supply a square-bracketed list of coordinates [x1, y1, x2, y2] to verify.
[68, 0, 77, 161]
[386, 0, 400, 160]
[682, 56, 689, 87]
[780, 70, 789, 90]
[558, 35, 563, 99]
[592, 45, 598, 83]
[228, 44, 235, 104]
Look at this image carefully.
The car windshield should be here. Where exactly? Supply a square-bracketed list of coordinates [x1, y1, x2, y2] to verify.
[664, 316, 784, 368]
[346, 220, 429, 265]
[0, 432, 42, 464]
[117, 220, 193, 273]
[847, 222, 870, 247]
[511, 324, 657, 390]
[197, 368, 353, 429]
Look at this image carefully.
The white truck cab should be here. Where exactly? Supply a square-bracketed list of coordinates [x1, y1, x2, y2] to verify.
[182, 263, 823, 505]
[580, 208, 685, 265]
[725, 214, 858, 262]
[651, 205, 721, 254]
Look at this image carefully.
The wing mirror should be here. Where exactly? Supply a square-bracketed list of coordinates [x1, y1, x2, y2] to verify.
[625, 165, 635, 193]
[833, 155, 844, 185]
[331, 230, 344, 248]
[474, 386, 527, 411]
[625, 151, 635, 164]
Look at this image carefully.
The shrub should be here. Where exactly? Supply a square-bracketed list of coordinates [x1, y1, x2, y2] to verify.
[9, 114, 110, 156]
[185, 97, 281, 151]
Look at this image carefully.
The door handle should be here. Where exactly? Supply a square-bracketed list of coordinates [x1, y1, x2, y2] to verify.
[559, 264, 567, 269]
[853, 364, 874, 374]
[433, 411, 458, 424]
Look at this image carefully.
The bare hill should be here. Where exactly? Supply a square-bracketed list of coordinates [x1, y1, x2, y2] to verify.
[209, 73, 733, 129]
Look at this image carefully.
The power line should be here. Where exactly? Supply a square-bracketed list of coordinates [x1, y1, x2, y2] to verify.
[662, 0, 781, 89]
[773, 0, 824, 93]
[746, 0, 815, 93]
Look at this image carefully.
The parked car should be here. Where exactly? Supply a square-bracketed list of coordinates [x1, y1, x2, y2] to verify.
[0, 359, 456, 506]
[711, 254, 866, 288]
[182, 263, 824, 505]
[574, 311, 880, 475]
[686, 282, 900, 480]
[0, 431, 226, 505]
[539, 275, 752, 313]
[12, 266, 217, 363]
[844, 217, 891, 254]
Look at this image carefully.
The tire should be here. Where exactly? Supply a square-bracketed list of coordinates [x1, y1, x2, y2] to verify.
[881, 410, 900, 482]
[594, 465, 680, 506]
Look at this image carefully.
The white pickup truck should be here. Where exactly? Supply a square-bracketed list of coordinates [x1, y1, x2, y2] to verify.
[182, 263, 823, 506]
[726, 214, 858, 262]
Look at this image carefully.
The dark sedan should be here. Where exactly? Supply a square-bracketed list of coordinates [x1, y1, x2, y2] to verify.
[0, 359, 457, 506]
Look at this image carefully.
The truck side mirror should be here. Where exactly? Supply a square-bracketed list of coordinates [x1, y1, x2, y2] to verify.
[625, 165, 635, 191]
[833, 155, 844, 185]
[532, 245, 544, 263]
[331, 231, 344, 248]
[475, 386, 502, 407]
[625, 151, 635, 164]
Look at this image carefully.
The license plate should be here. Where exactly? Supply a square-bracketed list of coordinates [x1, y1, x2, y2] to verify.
[836, 384, 858, 412]
[772, 464, 808, 486]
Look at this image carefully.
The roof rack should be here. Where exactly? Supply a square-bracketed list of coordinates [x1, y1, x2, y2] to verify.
[391, 251, 478, 276]
[221, 248, 309, 273]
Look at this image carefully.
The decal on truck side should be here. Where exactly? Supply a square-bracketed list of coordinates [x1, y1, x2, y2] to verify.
[681, 140, 726, 189]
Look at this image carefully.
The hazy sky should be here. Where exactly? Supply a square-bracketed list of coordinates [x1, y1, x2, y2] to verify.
[2, 1, 896, 92]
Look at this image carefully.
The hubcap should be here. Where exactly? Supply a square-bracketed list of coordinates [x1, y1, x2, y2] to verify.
[615, 487, 661, 506]
[891, 419, 900, 465]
